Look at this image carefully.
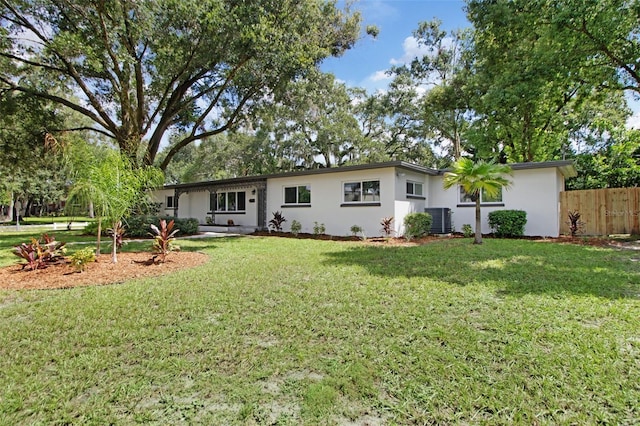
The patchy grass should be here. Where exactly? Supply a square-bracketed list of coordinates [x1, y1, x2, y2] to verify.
[0, 237, 638, 424]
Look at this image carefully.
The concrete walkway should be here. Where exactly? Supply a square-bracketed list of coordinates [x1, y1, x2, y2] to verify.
[0, 222, 89, 233]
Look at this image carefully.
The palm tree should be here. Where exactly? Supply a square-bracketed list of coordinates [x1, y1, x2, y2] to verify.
[443, 158, 512, 244]
[66, 149, 162, 262]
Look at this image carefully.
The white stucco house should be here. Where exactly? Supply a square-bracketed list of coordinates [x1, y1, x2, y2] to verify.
[152, 160, 577, 237]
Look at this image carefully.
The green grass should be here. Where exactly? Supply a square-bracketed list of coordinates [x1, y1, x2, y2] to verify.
[0, 237, 638, 424]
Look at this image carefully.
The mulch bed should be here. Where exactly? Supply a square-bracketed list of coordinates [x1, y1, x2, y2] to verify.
[0, 251, 209, 291]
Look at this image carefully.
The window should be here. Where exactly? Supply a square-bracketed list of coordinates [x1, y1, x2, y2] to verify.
[212, 191, 246, 212]
[165, 195, 175, 209]
[284, 185, 311, 204]
[406, 181, 423, 196]
[343, 180, 380, 203]
[459, 186, 503, 203]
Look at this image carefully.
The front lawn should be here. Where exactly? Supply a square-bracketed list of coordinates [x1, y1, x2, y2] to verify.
[0, 237, 638, 424]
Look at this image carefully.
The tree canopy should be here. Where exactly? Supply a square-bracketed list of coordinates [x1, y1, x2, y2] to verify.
[0, 0, 361, 168]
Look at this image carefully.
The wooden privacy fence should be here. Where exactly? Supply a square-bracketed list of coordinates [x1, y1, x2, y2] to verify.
[559, 188, 640, 235]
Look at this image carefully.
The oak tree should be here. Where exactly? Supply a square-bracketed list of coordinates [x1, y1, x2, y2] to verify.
[1, 0, 360, 169]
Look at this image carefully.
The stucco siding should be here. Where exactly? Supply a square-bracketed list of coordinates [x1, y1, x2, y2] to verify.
[393, 171, 428, 236]
[211, 184, 260, 228]
[153, 161, 571, 237]
[266, 168, 397, 237]
[429, 168, 562, 236]
[153, 189, 175, 215]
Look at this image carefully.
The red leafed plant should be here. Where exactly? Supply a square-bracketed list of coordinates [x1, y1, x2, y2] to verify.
[13, 233, 66, 271]
[150, 219, 180, 263]
[380, 216, 395, 238]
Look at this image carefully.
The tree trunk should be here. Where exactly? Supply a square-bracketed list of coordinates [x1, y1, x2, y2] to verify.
[474, 197, 483, 244]
[96, 218, 102, 256]
[24, 198, 32, 218]
[88, 201, 94, 219]
[8, 194, 14, 222]
[111, 222, 119, 263]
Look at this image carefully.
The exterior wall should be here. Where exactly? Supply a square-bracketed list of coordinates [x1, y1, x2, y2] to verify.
[266, 168, 399, 237]
[153, 185, 261, 227]
[394, 170, 429, 236]
[211, 184, 260, 228]
[153, 189, 176, 216]
[180, 189, 210, 223]
[428, 168, 563, 237]
[154, 162, 568, 237]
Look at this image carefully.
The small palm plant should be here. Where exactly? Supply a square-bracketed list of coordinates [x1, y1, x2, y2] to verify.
[150, 219, 180, 263]
[443, 158, 512, 244]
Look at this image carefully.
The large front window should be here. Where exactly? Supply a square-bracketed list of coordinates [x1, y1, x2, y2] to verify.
[212, 191, 246, 212]
[459, 186, 503, 203]
[284, 185, 311, 204]
[344, 180, 380, 203]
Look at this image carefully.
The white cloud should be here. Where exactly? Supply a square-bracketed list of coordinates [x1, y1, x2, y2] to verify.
[626, 111, 640, 130]
[354, 70, 393, 93]
[626, 94, 640, 129]
[389, 36, 430, 66]
[370, 70, 392, 82]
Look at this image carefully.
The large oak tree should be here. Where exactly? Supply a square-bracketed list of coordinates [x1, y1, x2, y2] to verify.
[0, 0, 360, 169]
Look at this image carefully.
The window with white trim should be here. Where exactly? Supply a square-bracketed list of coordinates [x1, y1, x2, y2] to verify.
[212, 191, 246, 212]
[284, 185, 311, 204]
[459, 186, 503, 203]
[343, 180, 380, 203]
[165, 195, 175, 209]
[406, 181, 423, 196]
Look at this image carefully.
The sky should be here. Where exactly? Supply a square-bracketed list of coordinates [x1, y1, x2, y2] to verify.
[320, 0, 468, 92]
[320, 0, 640, 128]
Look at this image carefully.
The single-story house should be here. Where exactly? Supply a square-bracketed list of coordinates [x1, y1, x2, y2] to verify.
[152, 160, 577, 237]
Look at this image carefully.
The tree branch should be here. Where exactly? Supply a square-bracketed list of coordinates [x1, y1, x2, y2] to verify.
[157, 87, 260, 170]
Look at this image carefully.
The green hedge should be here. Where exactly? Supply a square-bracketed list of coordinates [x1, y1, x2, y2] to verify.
[125, 216, 199, 237]
[488, 210, 527, 237]
[82, 216, 200, 238]
[403, 212, 432, 239]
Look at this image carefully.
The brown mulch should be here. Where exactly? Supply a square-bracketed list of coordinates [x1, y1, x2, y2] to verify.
[0, 251, 209, 291]
[251, 230, 639, 249]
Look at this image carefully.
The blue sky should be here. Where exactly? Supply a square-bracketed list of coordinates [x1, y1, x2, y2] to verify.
[321, 0, 469, 92]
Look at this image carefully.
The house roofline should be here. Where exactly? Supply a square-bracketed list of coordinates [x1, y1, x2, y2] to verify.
[509, 160, 577, 178]
[161, 161, 439, 189]
[435, 160, 578, 178]
[161, 160, 577, 190]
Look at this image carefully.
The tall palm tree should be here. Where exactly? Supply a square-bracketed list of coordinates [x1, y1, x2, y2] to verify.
[443, 158, 512, 244]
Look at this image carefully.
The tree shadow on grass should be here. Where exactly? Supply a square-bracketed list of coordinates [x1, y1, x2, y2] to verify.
[322, 239, 640, 300]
